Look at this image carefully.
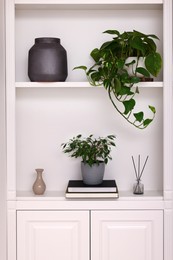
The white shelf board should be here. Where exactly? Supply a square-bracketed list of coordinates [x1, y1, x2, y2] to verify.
[15, 81, 163, 88]
[15, 0, 163, 11]
[16, 82, 93, 88]
[17, 190, 66, 200]
[16, 190, 163, 200]
[15, 0, 163, 5]
[15, 5, 162, 12]
[14, 190, 164, 210]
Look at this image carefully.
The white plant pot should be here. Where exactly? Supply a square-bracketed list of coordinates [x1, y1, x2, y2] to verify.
[81, 161, 105, 185]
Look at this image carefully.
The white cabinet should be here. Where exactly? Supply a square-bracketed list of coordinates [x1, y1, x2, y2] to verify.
[5, 1, 173, 260]
[17, 210, 163, 260]
[17, 210, 89, 260]
[91, 210, 163, 260]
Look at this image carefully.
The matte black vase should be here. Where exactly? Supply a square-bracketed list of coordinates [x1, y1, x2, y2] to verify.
[28, 37, 68, 82]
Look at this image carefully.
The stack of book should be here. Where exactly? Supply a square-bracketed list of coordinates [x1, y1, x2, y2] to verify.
[65, 179, 119, 198]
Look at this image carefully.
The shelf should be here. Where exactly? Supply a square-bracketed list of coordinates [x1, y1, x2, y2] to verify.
[15, 81, 163, 88]
[16, 82, 92, 88]
[16, 190, 163, 200]
[13, 190, 164, 210]
[15, 0, 163, 7]
[15, 2, 163, 82]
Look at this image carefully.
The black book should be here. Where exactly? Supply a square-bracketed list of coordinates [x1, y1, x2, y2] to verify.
[67, 180, 118, 193]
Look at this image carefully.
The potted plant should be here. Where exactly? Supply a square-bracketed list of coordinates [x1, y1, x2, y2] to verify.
[74, 30, 162, 129]
[61, 134, 116, 185]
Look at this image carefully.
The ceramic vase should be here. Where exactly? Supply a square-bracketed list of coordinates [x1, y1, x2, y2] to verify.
[33, 168, 46, 195]
[28, 37, 68, 82]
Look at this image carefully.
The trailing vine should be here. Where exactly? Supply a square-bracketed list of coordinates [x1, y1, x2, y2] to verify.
[74, 30, 162, 129]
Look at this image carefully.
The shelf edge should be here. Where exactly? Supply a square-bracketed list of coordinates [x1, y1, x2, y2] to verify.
[15, 81, 163, 88]
[15, 0, 163, 6]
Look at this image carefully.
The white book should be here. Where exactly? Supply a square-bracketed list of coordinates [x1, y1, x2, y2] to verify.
[65, 191, 119, 199]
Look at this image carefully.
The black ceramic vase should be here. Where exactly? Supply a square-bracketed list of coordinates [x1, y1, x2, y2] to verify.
[28, 37, 68, 82]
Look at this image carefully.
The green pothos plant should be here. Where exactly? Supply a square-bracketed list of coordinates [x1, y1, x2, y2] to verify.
[74, 30, 162, 129]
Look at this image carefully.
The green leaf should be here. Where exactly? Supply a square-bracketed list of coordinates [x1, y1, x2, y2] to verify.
[112, 78, 121, 94]
[149, 105, 156, 114]
[133, 111, 144, 122]
[86, 69, 96, 76]
[100, 41, 111, 50]
[91, 72, 101, 82]
[107, 135, 116, 140]
[103, 30, 120, 36]
[136, 67, 150, 78]
[130, 77, 140, 84]
[123, 99, 136, 115]
[73, 66, 87, 71]
[147, 34, 160, 40]
[100, 40, 117, 50]
[130, 36, 145, 52]
[120, 71, 130, 83]
[133, 30, 145, 37]
[90, 48, 100, 62]
[103, 79, 111, 89]
[144, 37, 156, 52]
[104, 158, 108, 164]
[143, 118, 153, 127]
[118, 85, 134, 96]
[117, 59, 125, 69]
[145, 52, 162, 77]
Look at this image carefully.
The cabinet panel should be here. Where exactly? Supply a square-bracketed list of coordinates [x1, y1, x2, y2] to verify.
[91, 210, 163, 260]
[17, 210, 89, 260]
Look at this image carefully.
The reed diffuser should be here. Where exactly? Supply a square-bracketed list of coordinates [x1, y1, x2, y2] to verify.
[132, 155, 149, 194]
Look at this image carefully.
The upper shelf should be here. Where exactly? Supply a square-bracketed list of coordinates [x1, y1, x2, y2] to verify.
[14, 0, 163, 82]
[15, 0, 163, 4]
[15, 0, 163, 10]
[15, 81, 163, 88]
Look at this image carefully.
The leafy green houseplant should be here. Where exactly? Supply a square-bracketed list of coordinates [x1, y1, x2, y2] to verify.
[74, 30, 162, 129]
[61, 134, 116, 185]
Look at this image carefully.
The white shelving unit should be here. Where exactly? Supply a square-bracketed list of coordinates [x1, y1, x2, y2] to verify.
[5, 0, 173, 260]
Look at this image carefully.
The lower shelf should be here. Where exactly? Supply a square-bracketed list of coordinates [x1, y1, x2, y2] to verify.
[16, 190, 163, 200]
[11, 190, 164, 211]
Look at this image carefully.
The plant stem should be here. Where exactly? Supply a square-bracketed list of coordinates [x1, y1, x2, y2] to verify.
[108, 86, 145, 129]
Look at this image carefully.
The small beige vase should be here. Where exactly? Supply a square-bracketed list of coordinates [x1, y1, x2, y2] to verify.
[32, 168, 46, 195]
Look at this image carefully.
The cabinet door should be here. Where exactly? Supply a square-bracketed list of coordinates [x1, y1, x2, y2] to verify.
[91, 210, 163, 260]
[17, 210, 89, 260]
